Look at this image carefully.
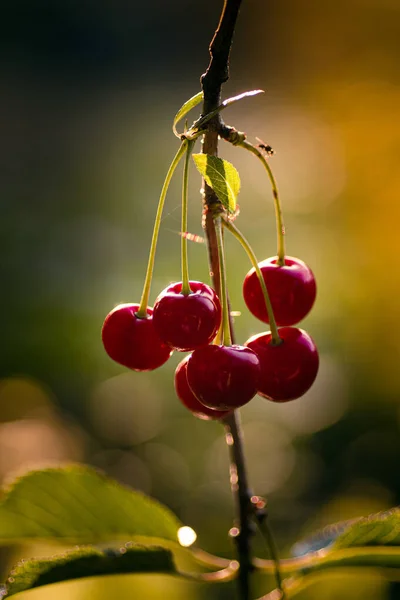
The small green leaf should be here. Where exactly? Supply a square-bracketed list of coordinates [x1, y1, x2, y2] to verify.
[173, 92, 203, 137]
[1, 544, 177, 597]
[0, 466, 182, 546]
[221, 89, 264, 108]
[190, 89, 264, 133]
[192, 154, 240, 213]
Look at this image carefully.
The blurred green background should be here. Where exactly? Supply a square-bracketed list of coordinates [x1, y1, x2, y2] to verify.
[1, 0, 400, 598]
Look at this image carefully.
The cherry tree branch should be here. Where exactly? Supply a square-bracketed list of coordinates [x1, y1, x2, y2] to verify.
[200, 2, 254, 599]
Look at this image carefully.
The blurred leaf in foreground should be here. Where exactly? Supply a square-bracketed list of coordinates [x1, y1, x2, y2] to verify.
[0, 466, 182, 545]
[0, 545, 177, 598]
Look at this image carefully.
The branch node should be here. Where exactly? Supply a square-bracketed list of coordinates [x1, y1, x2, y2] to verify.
[220, 124, 247, 145]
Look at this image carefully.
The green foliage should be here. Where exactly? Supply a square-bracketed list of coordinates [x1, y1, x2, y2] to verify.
[0, 466, 182, 546]
[192, 154, 240, 213]
[333, 508, 400, 549]
[1, 545, 177, 598]
[2, 466, 400, 598]
[172, 91, 203, 137]
[293, 508, 400, 557]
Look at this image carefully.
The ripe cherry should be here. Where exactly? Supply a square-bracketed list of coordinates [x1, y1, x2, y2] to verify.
[153, 281, 222, 352]
[102, 304, 173, 371]
[243, 256, 316, 326]
[245, 327, 319, 402]
[175, 356, 231, 420]
[186, 345, 260, 411]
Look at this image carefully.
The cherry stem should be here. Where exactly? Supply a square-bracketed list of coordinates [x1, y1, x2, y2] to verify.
[238, 140, 286, 266]
[214, 216, 232, 346]
[222, 218, 281, 345]
[181, 139, 195, 295]
[137, 141, 187, 317]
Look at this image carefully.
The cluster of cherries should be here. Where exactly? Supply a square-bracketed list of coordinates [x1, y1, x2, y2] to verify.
[102, 255, 319, 421]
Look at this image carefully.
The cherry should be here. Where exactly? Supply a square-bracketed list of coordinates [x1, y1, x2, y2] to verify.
[102, 304, 173, 371]
[243, 256, 316, 326]
[245, 327, 319, 402]
[175, 356, 231, 420]
[186, 345, 260, 410]
[153, 281, 222, 352]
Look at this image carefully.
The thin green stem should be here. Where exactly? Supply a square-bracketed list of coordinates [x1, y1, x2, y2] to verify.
[222, 218, 281, 345]
[253, 554, 312, 575]
[256, 516, 285, 598]
[137, 141, 187, 316]
[238, 140, 286, 266]
[180, 561, 239, 584]
[214, 216, 232, 346]
[296, 545, 400, 574]
[255, 545, 400, 575]
[181, 140, 195, 295]
[191, 548, 231, 569]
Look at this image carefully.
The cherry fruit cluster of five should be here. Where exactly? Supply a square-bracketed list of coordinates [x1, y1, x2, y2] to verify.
[102, 256, 318, 420]
[101, 94, 319, 422]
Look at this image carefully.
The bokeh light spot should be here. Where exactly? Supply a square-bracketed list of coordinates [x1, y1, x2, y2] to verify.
[177, 526, 197, 547]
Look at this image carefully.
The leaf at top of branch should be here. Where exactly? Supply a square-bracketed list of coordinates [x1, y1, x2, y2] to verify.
[190, 89, 264, 134]
[173, 91, 203, 138]
[222, 89, 264, 108]
[292, 507, 400, 557]
[0, 544, 177, 598]
[192, 154, 240, 214]
[0, 465, 182, 546]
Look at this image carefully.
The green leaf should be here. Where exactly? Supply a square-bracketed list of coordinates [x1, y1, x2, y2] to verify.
[192, 154, 240, 213]
[193, 89, 263, 132]
[292, 508, 400, 557]
[333, 508, 400, 549]
[1, 544, 177, 597]
[0, 466, 182, 546]
[291, 520, 353, 556]
[221, 89, 264, 109]
[189, 89, 264, 136]
[173, 91, 203, 137]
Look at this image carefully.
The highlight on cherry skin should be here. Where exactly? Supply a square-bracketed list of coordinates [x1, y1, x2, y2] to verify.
[186, 344, 260, 411]
[102, 304, 173, 372]
[175, 355, 231, 420]
[243, 256, 316, 326]
[153, 280, 222, 352]
[245, 326, 319, 402]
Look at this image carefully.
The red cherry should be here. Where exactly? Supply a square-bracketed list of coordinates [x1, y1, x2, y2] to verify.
[245, 327, 319, 402]
[186, 345, 260, 410]
[153, 281, 221, 352]
[175, 356, 231, 420]
[102, 304, 173, 371]
[243, 256, 316, 326]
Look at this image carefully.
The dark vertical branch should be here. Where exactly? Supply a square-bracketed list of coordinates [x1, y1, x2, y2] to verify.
[200, 2, 254, 599]
[201, 0, 243, 112]
[223, 411, 254, 600]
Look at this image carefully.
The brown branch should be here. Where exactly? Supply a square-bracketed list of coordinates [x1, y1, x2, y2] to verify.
[200, 2, 254, 600]
[201, 0, 243, 112]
